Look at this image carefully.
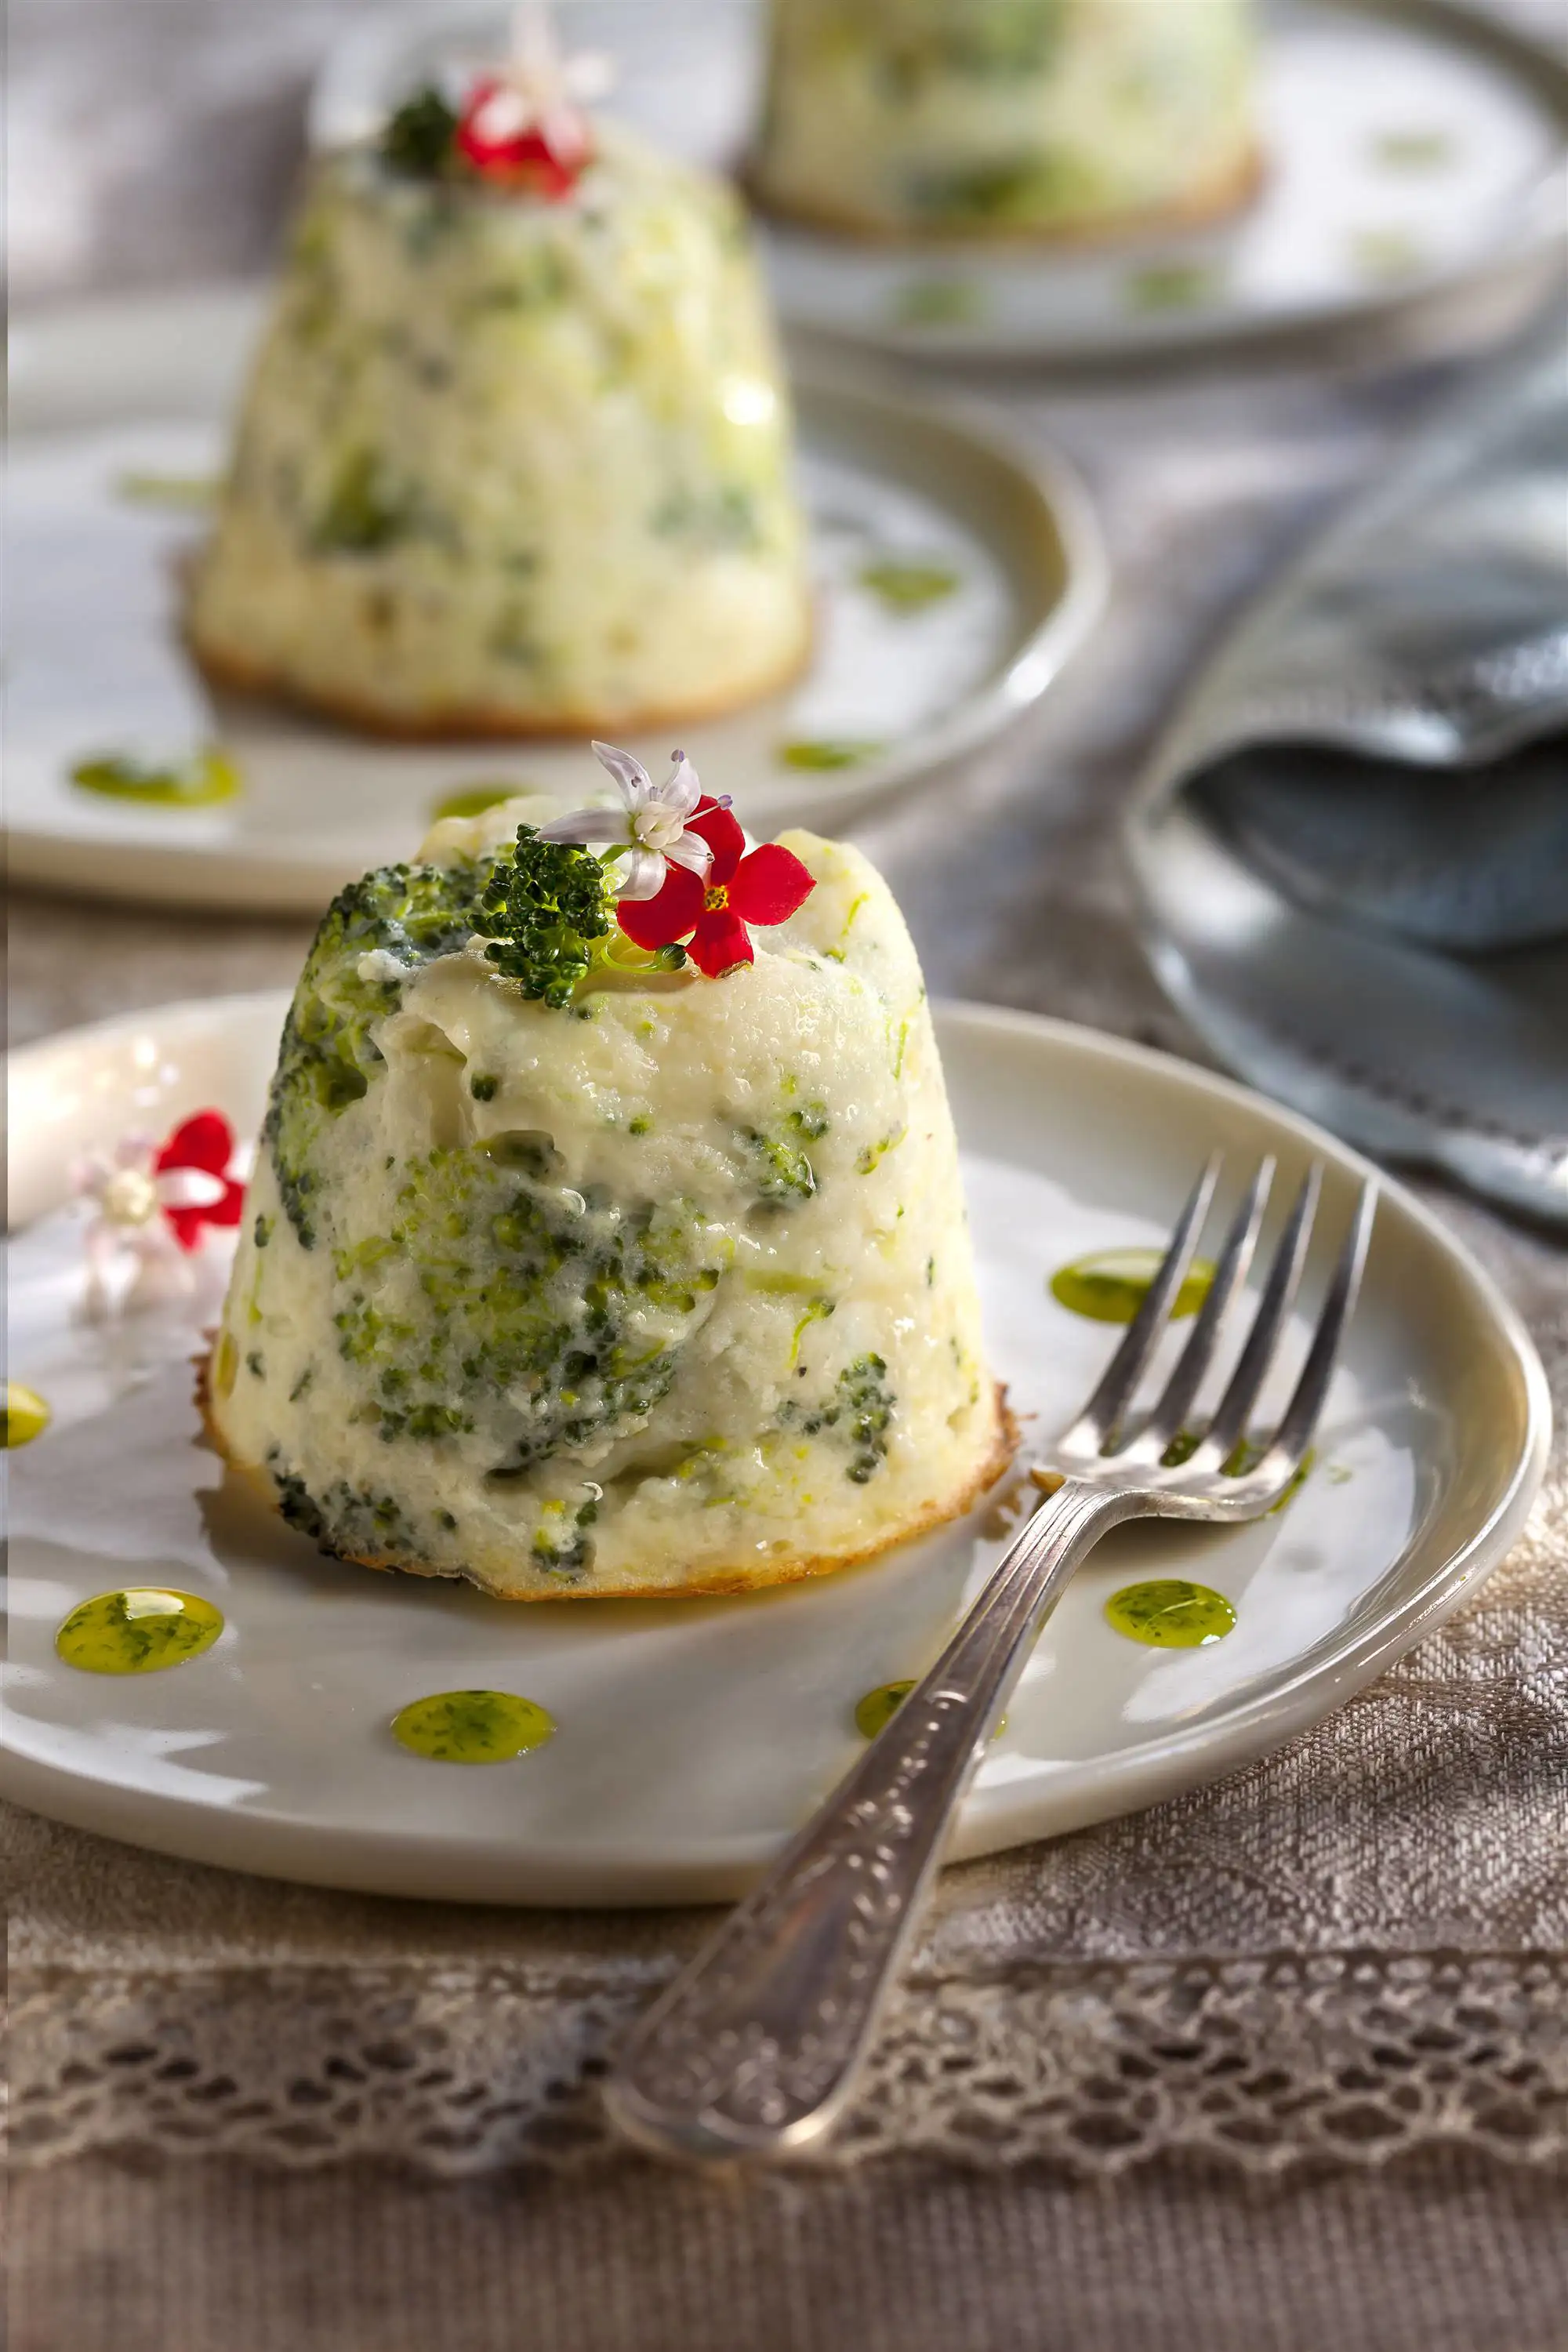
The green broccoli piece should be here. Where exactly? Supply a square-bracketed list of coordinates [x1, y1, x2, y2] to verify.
[267, 1450, 423, 1560]
[266, 858, 490, 1247]
[797, 1353, 895, 1483]
[531, 1495, 600, 1583]
[480, 826, 612, 1008]
[743, 1117, 820, 1205]
[840, 1354, 895, 1482]
[311, 448, 413, 555]
[323, 1144, 728, 1471]
[381, 85, 459, 178]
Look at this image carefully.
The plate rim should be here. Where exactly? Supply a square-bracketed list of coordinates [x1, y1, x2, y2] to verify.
[3, 991, 1552, 1905]
[758, 0, 1568, 362]
[4, 299, 1106, 912]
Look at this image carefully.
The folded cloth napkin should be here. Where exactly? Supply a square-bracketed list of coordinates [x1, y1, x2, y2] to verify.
[1127, 301, 1568, 1223]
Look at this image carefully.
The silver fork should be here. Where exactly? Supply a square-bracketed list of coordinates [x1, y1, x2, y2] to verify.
[605, 1153, 1377, 2165]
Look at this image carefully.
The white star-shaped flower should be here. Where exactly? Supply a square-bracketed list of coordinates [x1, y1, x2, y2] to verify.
[71, 1134, 226, 1319]
[469, 4, 613, 160]
[539, 741, 717, 901]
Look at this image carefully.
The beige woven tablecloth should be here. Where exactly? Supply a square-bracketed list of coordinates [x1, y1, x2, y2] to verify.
[9, 272, 1567, 2352]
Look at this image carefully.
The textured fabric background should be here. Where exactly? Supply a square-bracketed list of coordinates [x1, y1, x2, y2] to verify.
[12, 2148, 1568, 2352]
[7, 4, 1568, 2347]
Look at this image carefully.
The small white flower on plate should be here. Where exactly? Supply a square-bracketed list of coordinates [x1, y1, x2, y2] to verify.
[539, 741, 717, 901]
[72, 1134, 226, 1319]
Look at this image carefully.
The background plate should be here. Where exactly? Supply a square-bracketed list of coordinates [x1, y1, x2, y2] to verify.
[310, 0, 1568, 362]
[2, 995, 1548, 1906]
[6, 292, 1101, 915]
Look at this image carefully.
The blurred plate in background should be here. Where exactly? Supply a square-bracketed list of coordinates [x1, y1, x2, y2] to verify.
[7, 289, 1101, 916]
[310, 0, 1568, 362]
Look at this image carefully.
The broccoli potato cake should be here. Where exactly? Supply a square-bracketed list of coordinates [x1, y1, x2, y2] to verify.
[207, 797, 1010, 1598]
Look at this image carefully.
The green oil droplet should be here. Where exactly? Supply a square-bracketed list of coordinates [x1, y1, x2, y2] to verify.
[1105, 1580, 1236, 1649]
[1160, 1430, 1315, 1513]
[115, 470, 219, 510]
[779, 739, 884, 772]
[855, 1679, 916, 1740]
[1221, 1436, 1316, 1512]
[56, 1588, 225, 1674]
[894, 277, 984, 328]
[69, 747, 241, 809]
[1348, 227, 1425, 282]
[429, 783, 525, 824]
[5, 1381, 52, 1446]
[1126, 262, 1223, 312]
[855, 1679, 1006, 1740]
[391, 1688, 555, 1763]
[1050, 1247, 1215, 1324]
[1371, 129, 1454, 171]
[858, 560, 961, 614]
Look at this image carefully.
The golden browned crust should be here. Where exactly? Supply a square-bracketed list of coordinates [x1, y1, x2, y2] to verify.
[744, 143, 1265, 250]
[198, 1342, 1018, 1602]
[186, 610, 815, 744]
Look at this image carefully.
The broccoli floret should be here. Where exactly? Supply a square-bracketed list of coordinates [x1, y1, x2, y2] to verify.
[840, 1355, 895, 1481]
[381, 85, 459, 178]
[310, 448, 414, 555]
[267, 1450, 422, 1561]
[268, 1456, 330, 1544]
[480, 827, 613, 1008]
[265, 858, 489, 1247]
[796, 1353, 895, 1483]
[743, 1123, 818, 1206]
[740, 1098, 832, 1206]
[530, 1495, 600, 1583]
[326, 1145, 728, 1470]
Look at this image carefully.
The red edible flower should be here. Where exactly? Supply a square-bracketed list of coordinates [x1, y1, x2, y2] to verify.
[155, 1112, 245, 1252]
[615, 799, 816, 978]
[456, 75, 589, 199]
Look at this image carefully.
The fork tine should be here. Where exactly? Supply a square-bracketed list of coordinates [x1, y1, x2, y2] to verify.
[1196, 1163, 1323, 1468]
[1062, 1152, 1222, 1451]
[1263, 1180, 1377, 1470]
[1136, 1155, 1276, 1455]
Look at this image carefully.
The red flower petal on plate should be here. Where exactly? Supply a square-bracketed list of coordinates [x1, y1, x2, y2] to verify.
[731, 844, 815, 927]
[208, 1178, 245, 1228]
[687, 802, 745, 884]
[616, 862, 706, 952]
[157, 1111, 236, 1177]
[163, 1178, 244, 1254]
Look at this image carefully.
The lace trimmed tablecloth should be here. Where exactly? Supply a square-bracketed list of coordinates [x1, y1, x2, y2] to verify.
[9, 292, 1567, 2200]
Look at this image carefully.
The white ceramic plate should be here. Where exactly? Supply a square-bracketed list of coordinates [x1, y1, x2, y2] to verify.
[760, 0, 1568, 360]
[5, 291, 1101, 915]
[3, 993, 1548, 1907]
[308, 0, 1568, 365]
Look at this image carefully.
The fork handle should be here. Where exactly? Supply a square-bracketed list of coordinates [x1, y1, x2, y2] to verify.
[604, 1478, 1134, 2163]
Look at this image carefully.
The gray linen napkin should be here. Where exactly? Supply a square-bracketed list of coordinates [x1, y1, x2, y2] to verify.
[1127, 302, 1568, 1223]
